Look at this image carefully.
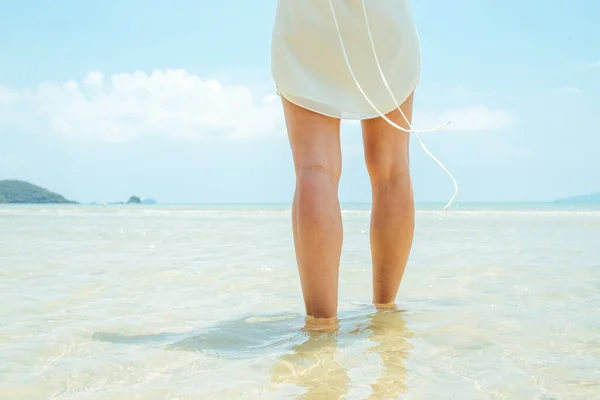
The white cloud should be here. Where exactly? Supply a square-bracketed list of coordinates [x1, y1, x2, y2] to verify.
[587, 61, 600, 69]
[554, 86, 583, 96]
[443, 106, 513, 132]
[0, 69, 284, 142]
[343, 104, 513, 134]
[571, 60, 600, 71]
[0, 87, 19, 106]
[0, 69, 514, 142]
[417, 105, 513, 133]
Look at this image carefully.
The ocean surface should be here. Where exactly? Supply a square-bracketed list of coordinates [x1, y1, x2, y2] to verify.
[1, 203, 599, 399]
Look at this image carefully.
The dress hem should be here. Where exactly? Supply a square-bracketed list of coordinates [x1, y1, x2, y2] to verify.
[276, 78, 419, 122]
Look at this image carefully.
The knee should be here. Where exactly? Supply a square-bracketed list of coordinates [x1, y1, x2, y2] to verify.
[365, 155, 410, 185]
[295, 163, 341, 191]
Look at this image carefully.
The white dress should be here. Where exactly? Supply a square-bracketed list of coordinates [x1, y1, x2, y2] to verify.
[271, 0, 421, 120]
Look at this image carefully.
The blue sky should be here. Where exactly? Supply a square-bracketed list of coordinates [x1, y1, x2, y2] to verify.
[0, 0, 598, 204]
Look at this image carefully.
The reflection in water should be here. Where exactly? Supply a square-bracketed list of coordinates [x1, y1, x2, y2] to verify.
[363, 309, 414, 399]
[269, 328, 349, 399]
[269, 308, 413, 399]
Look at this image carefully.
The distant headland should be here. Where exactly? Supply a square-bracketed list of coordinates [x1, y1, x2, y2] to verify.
[0, 180, 156, 205]
[0, 180, 76, 204]
[553, 192, 600, 204]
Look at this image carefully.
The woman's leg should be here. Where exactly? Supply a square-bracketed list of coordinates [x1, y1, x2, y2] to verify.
[282, 97, 343, 319]
[361, 92, 415, 305]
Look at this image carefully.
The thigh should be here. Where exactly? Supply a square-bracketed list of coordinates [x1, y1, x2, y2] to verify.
[282, 97, 342, 178]
[361, 92, 414, 178]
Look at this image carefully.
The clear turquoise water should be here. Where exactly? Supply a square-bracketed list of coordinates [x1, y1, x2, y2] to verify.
[1, 204, 599, 399]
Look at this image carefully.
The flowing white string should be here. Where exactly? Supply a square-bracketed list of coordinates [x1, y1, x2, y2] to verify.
[328, 0, 458, 209]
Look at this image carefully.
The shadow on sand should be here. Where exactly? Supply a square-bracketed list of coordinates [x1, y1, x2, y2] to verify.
[92, 307, 413, 399]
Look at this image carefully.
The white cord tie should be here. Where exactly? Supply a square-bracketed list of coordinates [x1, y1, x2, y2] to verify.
[328, 0, 459, 209]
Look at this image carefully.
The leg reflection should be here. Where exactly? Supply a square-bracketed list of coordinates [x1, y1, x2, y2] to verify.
[365, 308, 414, 399]
[269, 320, 349, 399]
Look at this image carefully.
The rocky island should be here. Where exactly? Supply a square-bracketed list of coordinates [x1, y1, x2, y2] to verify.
[0, 180, 76, 204]
[127, 196, 141, 204]
[107, 196, 157, 205]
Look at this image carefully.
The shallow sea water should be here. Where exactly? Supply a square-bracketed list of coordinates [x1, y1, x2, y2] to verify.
[1, 204, 599, 399]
